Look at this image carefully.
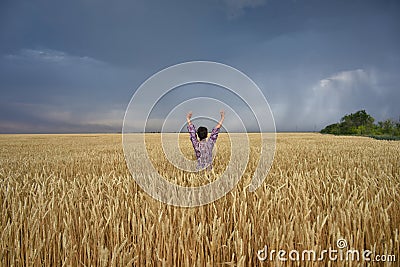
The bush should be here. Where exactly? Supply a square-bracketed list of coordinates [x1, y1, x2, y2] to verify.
[320, 110, 400, 139]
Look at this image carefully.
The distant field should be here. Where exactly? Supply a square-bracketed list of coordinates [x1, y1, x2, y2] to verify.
[0, 133, 399, 266]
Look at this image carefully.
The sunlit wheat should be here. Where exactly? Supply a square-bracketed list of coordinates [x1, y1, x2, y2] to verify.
[0, 133, 399, 266]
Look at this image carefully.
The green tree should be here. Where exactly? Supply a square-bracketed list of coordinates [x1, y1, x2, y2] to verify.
[396, 119, 400, 136]
[321, 110, 400, 137]
[340, 110, 374, 127]
[378, 119, 396, 135]
[320, 123, 340, 134]
[337, 110, 374, 134]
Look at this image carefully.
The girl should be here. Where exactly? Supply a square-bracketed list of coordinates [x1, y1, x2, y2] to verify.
[186, 110, 225, 171]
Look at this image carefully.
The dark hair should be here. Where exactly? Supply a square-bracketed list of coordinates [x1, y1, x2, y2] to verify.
[197, 126, 208, 140]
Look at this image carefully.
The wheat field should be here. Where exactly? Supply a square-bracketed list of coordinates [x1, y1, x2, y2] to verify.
[0, 133, 399, 266]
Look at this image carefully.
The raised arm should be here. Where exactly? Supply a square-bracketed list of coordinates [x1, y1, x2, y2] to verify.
[215, 110, 225, 129]
[186, 111, 193, 126]
[209, 110, 224, 144]
[187, 112, 199, 154]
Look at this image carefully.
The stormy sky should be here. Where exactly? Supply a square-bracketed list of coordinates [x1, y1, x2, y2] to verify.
[0, 0, 399, 133]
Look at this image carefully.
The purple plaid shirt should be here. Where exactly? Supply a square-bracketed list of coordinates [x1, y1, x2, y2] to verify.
[187, 124, 220, 170]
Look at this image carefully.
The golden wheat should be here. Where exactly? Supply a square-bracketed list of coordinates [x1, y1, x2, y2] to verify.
[0, 133, 399, 266]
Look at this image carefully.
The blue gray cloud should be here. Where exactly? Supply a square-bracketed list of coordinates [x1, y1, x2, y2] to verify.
[0, 0, 399, 133]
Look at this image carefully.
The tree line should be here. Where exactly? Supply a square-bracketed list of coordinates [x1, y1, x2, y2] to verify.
[320, 110, 400, 137]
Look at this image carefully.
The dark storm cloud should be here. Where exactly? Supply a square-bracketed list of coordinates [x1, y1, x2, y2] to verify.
[0, 0, 399, 132]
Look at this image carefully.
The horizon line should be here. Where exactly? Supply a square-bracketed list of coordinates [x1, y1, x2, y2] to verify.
[0, 131, 321, 135]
